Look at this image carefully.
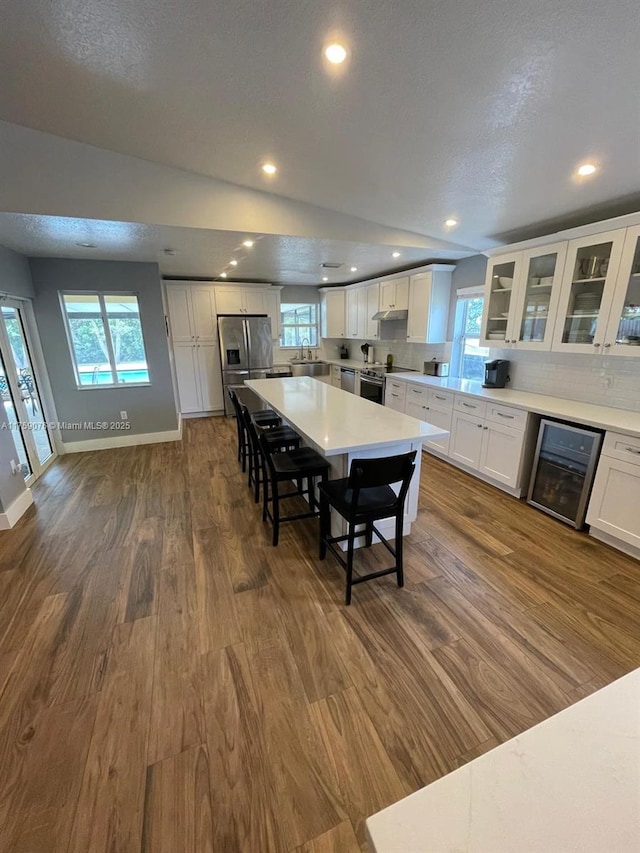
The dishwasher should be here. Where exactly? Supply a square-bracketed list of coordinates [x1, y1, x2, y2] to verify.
[340, 367, 356, 394]
[527, 419, 603, 528]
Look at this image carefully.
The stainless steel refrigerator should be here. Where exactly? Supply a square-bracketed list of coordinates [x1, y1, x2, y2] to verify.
[218, 314, 274, 415]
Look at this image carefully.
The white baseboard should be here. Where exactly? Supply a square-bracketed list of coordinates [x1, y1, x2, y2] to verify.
[62, 419, 182, 453]
[181, 410, 225, 419]
[0, 487, 34, 529]
[589, 528, 640, 561]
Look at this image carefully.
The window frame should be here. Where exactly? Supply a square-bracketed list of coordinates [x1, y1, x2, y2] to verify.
[451, 286, 489, 381]
[59, 291, 152, 389]
[278, 302, 319, 349]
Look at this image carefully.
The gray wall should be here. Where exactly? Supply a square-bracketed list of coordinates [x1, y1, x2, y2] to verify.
[0, 245, 32, 510]
[29, 259, 178, 444]
[0, 405, 27, 511]
[280, 285, 320, 303]
[447, 254, 488, 339]
[0, 245, 35, 298]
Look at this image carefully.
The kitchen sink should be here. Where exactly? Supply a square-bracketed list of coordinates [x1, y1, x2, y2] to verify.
[289, 361, 330, 377]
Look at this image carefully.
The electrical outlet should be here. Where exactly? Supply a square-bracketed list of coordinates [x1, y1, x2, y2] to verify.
[120, 410, 128, 420]
[10, 459, 20, 475]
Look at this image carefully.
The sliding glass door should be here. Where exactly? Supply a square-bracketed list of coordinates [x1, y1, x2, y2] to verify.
[0, 298, 55, 483]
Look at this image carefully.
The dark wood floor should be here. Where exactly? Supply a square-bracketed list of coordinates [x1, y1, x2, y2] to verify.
[1, 416, 639, 852]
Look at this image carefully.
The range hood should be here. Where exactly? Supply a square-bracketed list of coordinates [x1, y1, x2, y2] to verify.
[372, 308, 409, 321]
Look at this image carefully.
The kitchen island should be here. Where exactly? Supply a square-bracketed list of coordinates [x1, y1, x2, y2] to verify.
[245, 376, 447, 544]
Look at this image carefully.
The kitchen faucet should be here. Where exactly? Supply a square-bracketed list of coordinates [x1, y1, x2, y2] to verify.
[300, 337, 312, 360]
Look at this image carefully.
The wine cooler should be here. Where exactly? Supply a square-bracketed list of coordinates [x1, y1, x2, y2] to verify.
[527, 419, 603, 528]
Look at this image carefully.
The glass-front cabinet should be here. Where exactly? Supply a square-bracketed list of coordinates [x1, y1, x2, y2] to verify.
[603, 225, 640, 357]
[480, 253, 520, 346]
[552, 229, 626, 354]
[510, 242, 567, 350]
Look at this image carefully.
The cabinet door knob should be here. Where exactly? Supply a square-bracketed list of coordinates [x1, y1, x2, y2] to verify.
[483, 426, 488, 430]
[603, 343, 611, 348]
[594, 342, 601, 348]
[477, 423, 483, 428]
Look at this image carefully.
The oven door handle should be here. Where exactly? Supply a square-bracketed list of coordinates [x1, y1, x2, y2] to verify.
[360, 376, 384, 387]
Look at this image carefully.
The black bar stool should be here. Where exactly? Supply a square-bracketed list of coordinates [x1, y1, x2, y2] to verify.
[318, 451, 417, 604]
[227, 388, 281, 472]
[259, 433, 331, 546]
[241, 406, 301, 503]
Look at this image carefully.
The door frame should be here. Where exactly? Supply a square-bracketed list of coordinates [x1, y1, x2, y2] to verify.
[0, 296, 60, 481]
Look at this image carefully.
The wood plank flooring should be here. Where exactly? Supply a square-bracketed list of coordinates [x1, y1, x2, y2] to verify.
[1, 416, 639, 852]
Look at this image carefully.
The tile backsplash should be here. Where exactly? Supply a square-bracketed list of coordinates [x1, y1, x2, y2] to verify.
[321, 338, 640, 412]
[491, 348, 640, 412]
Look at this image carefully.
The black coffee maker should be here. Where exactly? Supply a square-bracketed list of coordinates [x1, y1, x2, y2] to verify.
[483, 359, 510, 388]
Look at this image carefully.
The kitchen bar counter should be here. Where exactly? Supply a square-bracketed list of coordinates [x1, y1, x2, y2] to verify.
[366, 667, 640, 853]
[245, 376, 447, 544]
[391, 374, 640, 437]
[246, 376, 444, 456]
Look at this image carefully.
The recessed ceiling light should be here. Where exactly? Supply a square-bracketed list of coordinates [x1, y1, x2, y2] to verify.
[350, 266, 357, 272]
[325, 43, 347, 64]
[243, 240, 254, 248]
[220, 272, 227, 278]
[322, 276, 329, 282]
[76, 242, 97, 248]
[230, 260, 238, 266]
[577, 162, 597, 177]
[392, 251, 401, 258]
[444, 218, 458, 227]
[262, 163, 277, 175]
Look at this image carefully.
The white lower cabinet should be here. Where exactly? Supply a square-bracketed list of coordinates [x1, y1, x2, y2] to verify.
[478, 420, 525, 486]
[587, 432, 640, 552]
[450, 410, 485, 468]
[173, 342, 223, 414]
[449, 402, 528, 490]
[331, 364, 342, 388]
[385, 379, 407, 412]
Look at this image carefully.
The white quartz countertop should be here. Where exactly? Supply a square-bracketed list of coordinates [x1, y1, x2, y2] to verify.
[366, 667, 640, 853]
[245, 376, 447, 456]
[390, 374, 640, 437]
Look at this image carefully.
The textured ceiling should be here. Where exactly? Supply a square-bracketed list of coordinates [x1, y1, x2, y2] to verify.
[0, 213, 469, 283]
[1, 0, 639, 253]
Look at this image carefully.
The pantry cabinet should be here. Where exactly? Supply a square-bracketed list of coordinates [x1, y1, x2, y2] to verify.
[165, 283, 224, 414]
[264, 288, 282, 341]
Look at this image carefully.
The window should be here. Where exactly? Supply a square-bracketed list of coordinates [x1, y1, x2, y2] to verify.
[279, 303, 318, 348]
[451, 288, 489, 381]
[60, 292, 150, 387]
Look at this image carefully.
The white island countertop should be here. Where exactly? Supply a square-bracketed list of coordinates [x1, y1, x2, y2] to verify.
[391, 374, 640, 437]
[245, 376, 446, 456]
[366, 667, 640, 853]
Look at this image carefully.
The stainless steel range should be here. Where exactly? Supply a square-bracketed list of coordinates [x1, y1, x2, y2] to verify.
[359, 365, 415, 405]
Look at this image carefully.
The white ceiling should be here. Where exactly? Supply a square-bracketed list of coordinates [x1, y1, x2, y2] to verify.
[0, 0, 639, 274]
[0, 213, 469, 282]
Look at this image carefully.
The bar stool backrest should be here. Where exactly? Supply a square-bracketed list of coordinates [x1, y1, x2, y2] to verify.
[347, 451, 417, 514]
[228, 387, 243, 419]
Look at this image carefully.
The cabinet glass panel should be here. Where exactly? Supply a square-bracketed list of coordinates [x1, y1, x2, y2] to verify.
[561, 241, 612, 344]
[612, 235, 640, 348]
[487, 260, 515, 343]
[518, 252, 559, 343]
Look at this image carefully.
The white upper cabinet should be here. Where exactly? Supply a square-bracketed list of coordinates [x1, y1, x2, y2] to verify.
[264, 289, 281, 341]
[320, 289, 346, 338]
[365, 283, 380, 340]
[346, 288, 359, 338]
[480, 252, 522, 347]
[215, 286, 267, 314]
[406, 266, 453, 344]
[379, 277, 409, 311]
[602, 225, 640, 357]
[551, 229, 626, 354]
[356, 286, 368, 339]
[166, 283, 217, 341]
[508, 243, 568, 350]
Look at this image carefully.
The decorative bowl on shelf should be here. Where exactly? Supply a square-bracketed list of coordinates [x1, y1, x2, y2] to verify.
[538, 276, 553, 286]
[488, 332, 505, 340]
[497, 277, 513, 288]
[500, 312, 509, 316]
